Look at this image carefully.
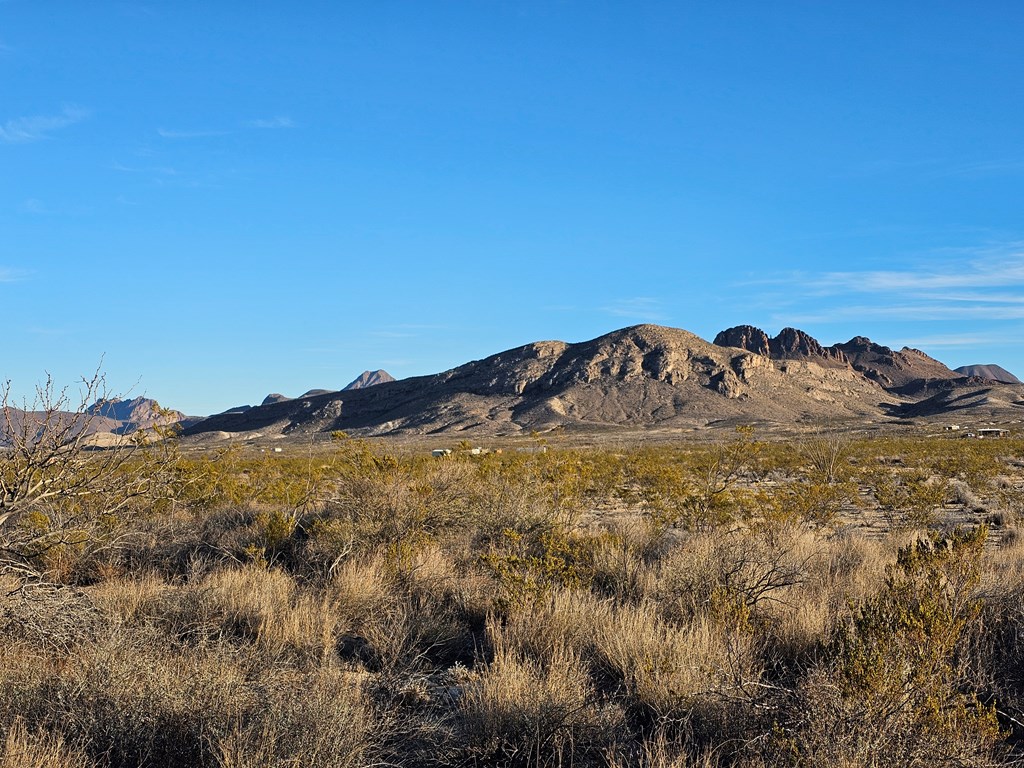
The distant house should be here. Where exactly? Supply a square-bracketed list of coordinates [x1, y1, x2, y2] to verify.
[978, 428, 1009, 438]
[944, 424, 961, 432]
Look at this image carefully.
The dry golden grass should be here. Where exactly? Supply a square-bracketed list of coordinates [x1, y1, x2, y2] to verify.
[1, 436, 1023, 766]
[0, 719, 90, 768]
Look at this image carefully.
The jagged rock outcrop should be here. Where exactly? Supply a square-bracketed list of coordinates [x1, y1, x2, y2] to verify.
[713, 325, 771, 356]
[769, 327, 848, 365]
[714, 326, 962, 387]
[262, 393, 291, 406]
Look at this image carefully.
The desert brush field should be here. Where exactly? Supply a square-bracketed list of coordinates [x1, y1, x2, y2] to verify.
[3, 427, 1024, 767]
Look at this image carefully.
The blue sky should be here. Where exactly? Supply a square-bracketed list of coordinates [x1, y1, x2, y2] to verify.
[2, 2, 1024, 414]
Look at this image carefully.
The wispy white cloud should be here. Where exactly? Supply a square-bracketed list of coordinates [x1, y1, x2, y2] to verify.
[157, 128, 229, 139]
[26, 326, 70, 337]
[0, 268, 28, 283]
[927, 159, 1024, 178]
[757, 242, 1024, 326]
[845, 156, 1024, 180]
[113, 161, 178, 176]
[247, 116, 295, 129]
[19, 198, 47, 214]
[899, 332, 1017, 349]
[778, 304, 1024, 324]
[0, 105, 89, 143]
[601, 297, 667, 322]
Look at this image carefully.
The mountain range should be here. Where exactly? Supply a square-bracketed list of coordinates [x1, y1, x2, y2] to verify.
[181, 324, 1024, 439]
[0, 396, 197, 448]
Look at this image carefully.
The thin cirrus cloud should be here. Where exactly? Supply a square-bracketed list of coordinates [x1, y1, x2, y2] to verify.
[0, 106, 89, 143]
[758, 245, 1024, 325]
[246, 116, 294, 129]
[899, 332, 1015, 349]
[601, 297, 667, 322]
[157, 117, 294, 138]
[112, 161, 178, 177]
[157, 128, 230, 139]
[0, 268, 28, 283]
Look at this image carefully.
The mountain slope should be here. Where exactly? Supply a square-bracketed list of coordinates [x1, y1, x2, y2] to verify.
[185, 324, 906, 438]
[955, 364, 1022, 384]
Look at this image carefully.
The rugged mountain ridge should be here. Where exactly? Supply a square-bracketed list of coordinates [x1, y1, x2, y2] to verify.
[714, 325, 959, 388]
[182, 323, 1017, 439]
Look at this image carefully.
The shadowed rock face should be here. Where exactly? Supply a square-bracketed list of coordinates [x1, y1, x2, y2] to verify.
[714, 325, 771, 356]
[955, 364, 1022, 385]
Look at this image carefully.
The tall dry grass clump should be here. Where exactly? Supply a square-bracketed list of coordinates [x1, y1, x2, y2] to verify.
[0, 719, 90, 768]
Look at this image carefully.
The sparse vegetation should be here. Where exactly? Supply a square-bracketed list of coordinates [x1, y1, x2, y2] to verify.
[3, 402, 1024, 766]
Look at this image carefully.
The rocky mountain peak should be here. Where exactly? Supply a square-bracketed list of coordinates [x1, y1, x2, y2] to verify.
[769, 327, 846, 363]
[714, 325, 847, 366]
[713, 325, 771, 355]
[343, 370, 396, 390]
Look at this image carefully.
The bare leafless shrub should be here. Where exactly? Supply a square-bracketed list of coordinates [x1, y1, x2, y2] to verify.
[655, 528, 806, 629]
[0, 372, 177, 583]
[0, 582, 99, 653]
